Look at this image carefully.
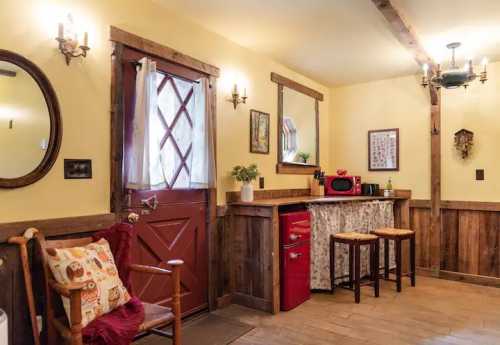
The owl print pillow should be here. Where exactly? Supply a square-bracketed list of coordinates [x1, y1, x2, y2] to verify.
[46, 238, 131, 327]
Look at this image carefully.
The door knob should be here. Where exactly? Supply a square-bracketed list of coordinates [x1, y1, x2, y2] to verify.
[141, 195, 159, 210]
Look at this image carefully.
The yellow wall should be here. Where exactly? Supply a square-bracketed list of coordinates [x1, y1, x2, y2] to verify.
[0, 0, 331, 222]
[331, 63, 500, 202]
[0, 67, 50, 178]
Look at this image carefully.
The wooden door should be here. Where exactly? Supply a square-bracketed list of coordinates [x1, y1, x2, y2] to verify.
[129, 190, 208, 315]
[121, 47, 209, 315]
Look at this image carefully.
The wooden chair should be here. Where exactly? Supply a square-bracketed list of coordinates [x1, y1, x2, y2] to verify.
[36, 230, 183, 345]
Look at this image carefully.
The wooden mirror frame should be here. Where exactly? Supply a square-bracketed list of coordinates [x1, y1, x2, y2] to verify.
[271, 72, 322, 175]
[0, 50, 62, 188]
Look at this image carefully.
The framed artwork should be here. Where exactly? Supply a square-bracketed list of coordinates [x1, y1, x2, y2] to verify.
[368, 128, 399, 171]
[250, 109, 270, 154]
[64, 159, 92, 179]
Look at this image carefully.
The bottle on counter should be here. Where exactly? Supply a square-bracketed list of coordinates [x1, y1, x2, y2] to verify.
[384, 177, 393, 197]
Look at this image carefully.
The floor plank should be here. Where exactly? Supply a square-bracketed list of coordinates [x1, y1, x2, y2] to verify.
[215, 276, 500, 345]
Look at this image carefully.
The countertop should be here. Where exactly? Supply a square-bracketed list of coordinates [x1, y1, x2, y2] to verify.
[229, 195, 407, 207]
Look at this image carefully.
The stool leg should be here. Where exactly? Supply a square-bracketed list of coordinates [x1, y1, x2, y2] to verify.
[410, 234, 416, 287]
[349, 243, 354, 289]
[374, 240, 380, 297]
[369, 242, 375, 281]
[384, 238, 390, 279]
[396, 238, 402, 292]
[354, 242, 361, 303]
[330, 236, 335, 294]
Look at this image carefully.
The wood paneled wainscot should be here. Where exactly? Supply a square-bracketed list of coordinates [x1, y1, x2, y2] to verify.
[411, 200, 500, 286]
[227, 189, 411, 314]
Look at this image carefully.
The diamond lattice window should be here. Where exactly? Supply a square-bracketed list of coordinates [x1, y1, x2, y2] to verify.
[155, 72, 194, 189]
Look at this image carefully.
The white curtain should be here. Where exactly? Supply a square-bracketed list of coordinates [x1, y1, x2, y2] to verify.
[126, 57, 165, 190]
[126, 57, 215, 190]
[190, 78, 216, 188]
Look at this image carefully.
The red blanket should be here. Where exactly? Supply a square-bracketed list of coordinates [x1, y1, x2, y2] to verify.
[82, 223, 145, 345]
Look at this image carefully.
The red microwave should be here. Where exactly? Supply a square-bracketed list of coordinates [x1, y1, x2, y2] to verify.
[325, 175, 362, 196]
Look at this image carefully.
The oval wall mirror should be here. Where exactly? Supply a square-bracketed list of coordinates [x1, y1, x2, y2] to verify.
[0, 50, 62, 188]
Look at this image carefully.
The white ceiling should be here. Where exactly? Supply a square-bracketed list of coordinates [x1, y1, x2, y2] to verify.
[154, 0, 500, 86]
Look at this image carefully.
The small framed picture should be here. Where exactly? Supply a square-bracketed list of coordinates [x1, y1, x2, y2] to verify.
[64, 159, 92, 179]
[368, 128, 399, 171]
[250, 109, 270, 154]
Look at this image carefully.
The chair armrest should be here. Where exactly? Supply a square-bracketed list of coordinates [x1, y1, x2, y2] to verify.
[48, 279, 85, 298]
[48, 279, 84, 340]
[129, 264, 172, 275]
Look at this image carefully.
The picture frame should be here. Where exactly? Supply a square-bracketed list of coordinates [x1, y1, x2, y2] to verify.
[64, 159, 93, 179]
[250, 109, 270, 154]
[368, 128, 399, 171]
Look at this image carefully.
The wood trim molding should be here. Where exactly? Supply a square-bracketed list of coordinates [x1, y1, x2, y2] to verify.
[270, 72, 324, 101]
[418, 267, 500, 288]
[410, 199, 431, 208]
[0, 68, 16, 77]
[410, 199, 500, 212]
[276, 163, 319, 175]
[0, 213, 117, 243]
[438, 270, 500, 288]
[226, 188, 310, 204]
[275, 81, 320, 174]
[110, 26, 220, 77]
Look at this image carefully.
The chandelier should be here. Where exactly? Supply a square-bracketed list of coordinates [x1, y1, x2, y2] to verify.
[421, 42, 488, 89]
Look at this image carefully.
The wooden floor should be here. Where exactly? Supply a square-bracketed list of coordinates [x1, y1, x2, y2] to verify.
[214, 276, 500, 345]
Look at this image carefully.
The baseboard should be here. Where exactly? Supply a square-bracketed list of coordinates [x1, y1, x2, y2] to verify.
[216, 294, 233, 308]
[417, 267, 500, 288]
[438, 270, 500, 288]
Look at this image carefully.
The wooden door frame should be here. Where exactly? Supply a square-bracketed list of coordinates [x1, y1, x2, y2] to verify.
[109, 26, 220, 310]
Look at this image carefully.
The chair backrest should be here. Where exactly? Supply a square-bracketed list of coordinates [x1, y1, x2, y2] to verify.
[37, 234, 95, 326]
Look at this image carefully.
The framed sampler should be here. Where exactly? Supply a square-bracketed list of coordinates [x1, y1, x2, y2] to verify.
[368, 128, 399, 171]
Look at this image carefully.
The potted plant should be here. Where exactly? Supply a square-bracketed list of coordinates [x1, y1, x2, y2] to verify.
[231, 164, 259, 202]
[297, 152, 310, 164]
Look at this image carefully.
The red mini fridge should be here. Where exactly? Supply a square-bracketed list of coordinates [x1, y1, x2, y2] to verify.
[280, 211, 311, 311]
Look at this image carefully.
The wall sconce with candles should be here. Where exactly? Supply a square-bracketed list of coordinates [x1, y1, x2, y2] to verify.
[227, 84, 247, 109]
[56, 14, 90, 65]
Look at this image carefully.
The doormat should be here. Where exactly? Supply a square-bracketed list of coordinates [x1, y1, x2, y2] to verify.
[135, 313, 254, 345]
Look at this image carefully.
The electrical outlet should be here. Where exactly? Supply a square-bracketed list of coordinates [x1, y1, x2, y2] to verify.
[476, 169, 484, 181]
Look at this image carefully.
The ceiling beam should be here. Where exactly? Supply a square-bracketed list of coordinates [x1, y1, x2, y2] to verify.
[371, 0, 441, 276]
[371, 0, 434, 69]
[0, 69, 16, 77]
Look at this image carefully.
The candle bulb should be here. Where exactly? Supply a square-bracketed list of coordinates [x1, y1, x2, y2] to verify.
[481, 57, 488, 72]
[58, 23, 63, 39]
[243, 87, 247, 97]
[233, 84, 238, 95]
[83, 32, 88, 47]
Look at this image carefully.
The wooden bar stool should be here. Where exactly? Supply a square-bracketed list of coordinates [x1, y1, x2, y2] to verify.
[371, 228, 416, 292]
[329, 232, 380, 303]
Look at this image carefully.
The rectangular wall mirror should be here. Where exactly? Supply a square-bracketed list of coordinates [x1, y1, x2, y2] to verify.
[271, 72, 323, 174]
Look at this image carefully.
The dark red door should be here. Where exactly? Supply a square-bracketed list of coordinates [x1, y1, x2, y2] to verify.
[121, 47, 209, 316]
[129, 190, 208, 315]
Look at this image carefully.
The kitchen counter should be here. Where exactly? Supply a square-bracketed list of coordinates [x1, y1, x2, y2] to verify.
[229, 195, 406, 207]
[227, 189, 411, 314]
